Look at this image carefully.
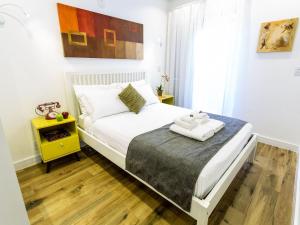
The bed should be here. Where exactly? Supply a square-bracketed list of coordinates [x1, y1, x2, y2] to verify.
[64, 71, 257, 225]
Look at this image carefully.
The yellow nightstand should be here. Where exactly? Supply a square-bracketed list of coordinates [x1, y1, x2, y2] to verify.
[158, 94, 174, 105]
[31, 115, 81, 173]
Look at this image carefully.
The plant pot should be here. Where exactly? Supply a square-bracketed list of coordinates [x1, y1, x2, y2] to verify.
[157, 90, 163, 96]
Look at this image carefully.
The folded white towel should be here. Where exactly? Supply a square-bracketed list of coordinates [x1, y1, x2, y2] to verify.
[177, 113, 209, 126]
[170, 124, 214, 142]
[195, 117, 210, 125]
[174, 118, 198, 130]
[191, 112, 209, 120]
[206, 119, 225, 133]
[181, 115, 196, 123]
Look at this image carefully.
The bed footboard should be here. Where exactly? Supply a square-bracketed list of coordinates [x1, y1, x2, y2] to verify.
[192, 134, 257, 225]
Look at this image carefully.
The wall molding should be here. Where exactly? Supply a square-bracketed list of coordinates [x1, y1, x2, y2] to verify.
[256, 133, 299, 152]
[14, 154, 41, 171]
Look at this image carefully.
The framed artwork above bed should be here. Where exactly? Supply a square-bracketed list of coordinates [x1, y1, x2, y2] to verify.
[57, 3, 144, 59]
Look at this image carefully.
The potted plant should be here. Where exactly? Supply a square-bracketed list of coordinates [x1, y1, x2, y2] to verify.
[156, 84, 163, 96]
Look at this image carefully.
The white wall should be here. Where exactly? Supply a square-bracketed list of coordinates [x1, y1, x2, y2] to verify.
[0, 0, 168, 166]
[233, 0, 300, 146]
[0, 120, 30, 225]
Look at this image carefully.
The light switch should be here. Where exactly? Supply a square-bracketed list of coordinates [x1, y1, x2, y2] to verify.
[294, 67, 300, 77]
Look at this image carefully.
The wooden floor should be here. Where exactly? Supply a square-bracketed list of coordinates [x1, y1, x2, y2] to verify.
[17, 143, 298, 225]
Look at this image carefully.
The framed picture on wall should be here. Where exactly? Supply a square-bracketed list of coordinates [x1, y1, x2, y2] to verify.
[257, 18, 298, 53]
[57, 3, 144, 59]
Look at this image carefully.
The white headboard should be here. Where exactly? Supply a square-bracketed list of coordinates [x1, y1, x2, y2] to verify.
[64, 71, 148, 120]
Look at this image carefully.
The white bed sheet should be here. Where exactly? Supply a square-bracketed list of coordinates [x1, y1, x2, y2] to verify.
[80, 103, 253, 198]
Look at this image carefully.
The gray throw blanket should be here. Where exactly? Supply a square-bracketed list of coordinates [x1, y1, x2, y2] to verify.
[126, 114, 247, 211]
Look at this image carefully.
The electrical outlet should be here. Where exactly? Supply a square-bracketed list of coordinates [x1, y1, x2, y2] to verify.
[294, 67, 300, 77]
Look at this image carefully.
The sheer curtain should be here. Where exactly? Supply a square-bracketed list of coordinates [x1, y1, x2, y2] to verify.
[165, 1, 205, 108]
[193, 0, 251, 115]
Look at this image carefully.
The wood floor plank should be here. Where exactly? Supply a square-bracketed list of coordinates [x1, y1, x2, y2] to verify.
[222, 206, 245, 225]
[231, 164, 262, 214]
[17, 144, 297, 225]
[274, 155, 297, 225]
[242, 171, 279, 225]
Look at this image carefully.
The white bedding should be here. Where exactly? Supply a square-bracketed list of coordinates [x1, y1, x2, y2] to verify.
[79, 103, 253, 198]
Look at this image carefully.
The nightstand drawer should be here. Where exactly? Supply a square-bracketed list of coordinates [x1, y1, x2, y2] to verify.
[41, 135, 80, 162]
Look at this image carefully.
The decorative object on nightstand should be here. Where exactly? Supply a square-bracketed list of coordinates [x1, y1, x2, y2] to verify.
[158, 94, 174, 105]
[31, 115, 81, 173]
[161, 73, 169, 86]
[55, 113, 64, 122]
[156, 73, 170, 97]
[62, 112, 69, 119]
[35, 102, 61, 120]
[156, 84, 163, 96]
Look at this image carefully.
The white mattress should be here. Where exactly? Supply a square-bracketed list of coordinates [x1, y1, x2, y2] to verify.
[79, 103, 253, 198]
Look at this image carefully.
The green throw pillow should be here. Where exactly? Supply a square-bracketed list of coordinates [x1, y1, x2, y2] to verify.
[119, 84, 146, 114]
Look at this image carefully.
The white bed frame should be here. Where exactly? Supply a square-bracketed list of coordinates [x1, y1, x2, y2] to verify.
[64, 71, 258, 225]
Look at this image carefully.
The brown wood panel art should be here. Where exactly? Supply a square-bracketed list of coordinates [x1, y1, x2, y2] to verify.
[57, 3, 144, 59]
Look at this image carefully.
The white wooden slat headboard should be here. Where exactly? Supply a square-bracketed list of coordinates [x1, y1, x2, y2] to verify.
[64, 71, 148, 120]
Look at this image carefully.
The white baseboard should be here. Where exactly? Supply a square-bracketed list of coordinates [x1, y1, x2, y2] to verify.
[256, 133, 299, 152]
[14, 154, 41, 171]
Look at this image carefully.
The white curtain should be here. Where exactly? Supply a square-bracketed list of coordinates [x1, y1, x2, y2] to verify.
[165, 1, 205, 108]
[193, 0, 251, 115]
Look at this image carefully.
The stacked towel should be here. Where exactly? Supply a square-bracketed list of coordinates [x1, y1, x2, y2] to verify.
[174, 112, 210, 130]
[190, 112, 209, 120]
[170, 124, 214, 142]
[171, 112, 225, 142]
[174, 115, 198, 130]
[206, 119, 225, 133]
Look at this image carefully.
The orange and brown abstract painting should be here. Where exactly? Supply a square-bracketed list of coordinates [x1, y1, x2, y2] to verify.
[57, 3, 144, 59]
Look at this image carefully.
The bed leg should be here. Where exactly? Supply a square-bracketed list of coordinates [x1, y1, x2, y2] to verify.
[196, 214, 208, 225]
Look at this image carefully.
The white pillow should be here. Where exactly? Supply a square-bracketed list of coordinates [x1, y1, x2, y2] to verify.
[73, 84, 117, 95]
[73, 84, 116, 115]
[83, 88, 129, 121]
[76, 94, 93, 116]
[135, 84, 160, 106]
[114, 80, 146, 89]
